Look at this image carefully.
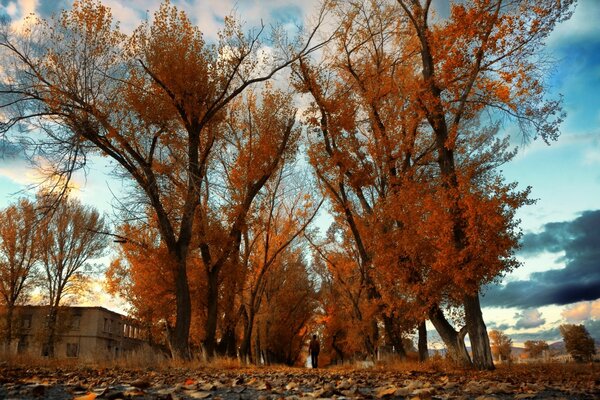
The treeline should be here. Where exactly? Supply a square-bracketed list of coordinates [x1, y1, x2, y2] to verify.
[0, 195, 107, 357]
[0, 0, 575, 369]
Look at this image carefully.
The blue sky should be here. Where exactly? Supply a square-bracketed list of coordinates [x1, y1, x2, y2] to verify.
[1, 0, 599, 345]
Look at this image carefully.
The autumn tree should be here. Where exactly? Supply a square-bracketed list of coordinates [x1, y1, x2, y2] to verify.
[237, 164, 321, 363]
[0, 0, 332, 359]
[295, 0, 534, 370]
[524, 340, 549, 359]
[560, 324, 596, 362]
[293, 0, 434, 361]
[489, 329, 512, 362]
[254, 251, 318, 365]
[0, 198, 39, 350]
[36, 195, 107, 357]
[395, 0, 574, 369]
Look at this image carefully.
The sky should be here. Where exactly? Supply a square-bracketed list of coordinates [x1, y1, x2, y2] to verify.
[0, 0, 599, 347]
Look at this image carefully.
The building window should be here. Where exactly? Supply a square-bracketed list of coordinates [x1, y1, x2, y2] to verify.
[71, 315, 81, 330]
[21, 314, 32, 329]
[17, 337, 28, 354]
[66, 343, 79, 358]
[104, 317, 109, 332]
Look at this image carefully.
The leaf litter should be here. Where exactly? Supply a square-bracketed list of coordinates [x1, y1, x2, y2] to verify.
[0, 363, 597, 400]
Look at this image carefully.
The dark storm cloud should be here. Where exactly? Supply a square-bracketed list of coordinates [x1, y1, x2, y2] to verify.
[507, 327, 561, 344]
[487, 321, 510, 331]
[482, 210, 600, 308]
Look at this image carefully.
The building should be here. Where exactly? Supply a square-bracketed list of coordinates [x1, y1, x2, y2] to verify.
[3, 306, 155, 361]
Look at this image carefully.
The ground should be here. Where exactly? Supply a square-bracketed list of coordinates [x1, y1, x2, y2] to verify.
[0, 362, 598, 400]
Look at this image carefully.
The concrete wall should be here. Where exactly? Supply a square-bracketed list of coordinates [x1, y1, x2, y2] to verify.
[5, 306, 150, 361]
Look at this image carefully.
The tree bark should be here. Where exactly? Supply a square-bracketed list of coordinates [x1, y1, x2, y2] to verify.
[203, 268, 219, 358]
[170, 255, 192, 360]
[464, 292, 495, 370]
[428, 305, 471, 367]
[418, 320, 429, 362]
[240, 308, 255, 363]
[43, 306, 58, 358]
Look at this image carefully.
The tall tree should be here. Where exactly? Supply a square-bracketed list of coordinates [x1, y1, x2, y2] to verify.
[560, 324, 596, 362]
[0, 0, 332, 359]
[37, 195, 107, 357]
[395, 0, 574, 369]
[0, 198, 39, 350]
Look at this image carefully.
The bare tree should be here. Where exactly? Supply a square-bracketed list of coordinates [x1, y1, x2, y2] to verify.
[36, 195, 107, 357]
[0, 198, 39, 351]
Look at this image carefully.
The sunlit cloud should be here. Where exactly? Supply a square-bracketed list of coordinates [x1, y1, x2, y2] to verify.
[514, 308, 546, 330]
[0, 154, 83, 197]
[561, 300, 600, 323]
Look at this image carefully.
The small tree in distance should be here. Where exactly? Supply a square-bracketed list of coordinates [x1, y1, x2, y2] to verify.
[524, 340, 549, 359]
[489, 330, 512, 362]
[560, 324, 596, 362]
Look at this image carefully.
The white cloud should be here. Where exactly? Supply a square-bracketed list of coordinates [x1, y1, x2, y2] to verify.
[547, 1, 600, 48]
[514, 308, 546, 330]
[75, 278, 129, 315]
[0, 155, 83, 198]
[561, 300, 600, 323]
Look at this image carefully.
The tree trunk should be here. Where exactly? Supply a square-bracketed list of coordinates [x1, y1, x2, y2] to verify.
[418, 320, 429, 362]
[217, 325, 237, 358]
[332, 332, 344, 364]
[383, 315, 407, 360]
[428, 305, 471, 367]
[464, 292, 495, 370]
[170, 256, 192, 360]
[203, 268, 219, 358]
[240, 308, 255, 363]
[43, 306, 58, 358]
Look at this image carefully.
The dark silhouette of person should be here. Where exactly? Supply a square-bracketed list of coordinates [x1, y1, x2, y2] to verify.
[309, 334, 320, 368]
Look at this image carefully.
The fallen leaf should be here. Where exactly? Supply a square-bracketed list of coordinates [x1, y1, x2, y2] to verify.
[186, 390, 211, 399]
[73, 393, 97, 400]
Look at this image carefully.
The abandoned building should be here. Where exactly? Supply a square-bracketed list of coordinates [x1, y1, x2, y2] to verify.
[3, 305, 155, 361]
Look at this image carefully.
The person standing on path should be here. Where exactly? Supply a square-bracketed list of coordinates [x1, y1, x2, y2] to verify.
[309, 334, 320, 368]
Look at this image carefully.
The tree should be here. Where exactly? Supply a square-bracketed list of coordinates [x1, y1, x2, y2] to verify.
[524, 340, 549, 359]
[238, 165, 321, 363]
[295, 0, 536, 369]
[254, 252, 318, 365]
[37, 195, 107, 357]
[395, 0, 574, 369]
[0, 0, 332, 359]
[489, 329, 512, 362]
[0, 198, 39, 350]
[560, 324, 596, 362]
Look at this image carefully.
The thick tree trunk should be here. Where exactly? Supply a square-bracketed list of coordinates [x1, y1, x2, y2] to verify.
[428, 305, 471, 367]
[203, 269, 219, 358]
[170, 256, 192, 360]
[464, 292, 495, 370]
[418, 320, 429, 362]
[240, 309, 255, 363]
